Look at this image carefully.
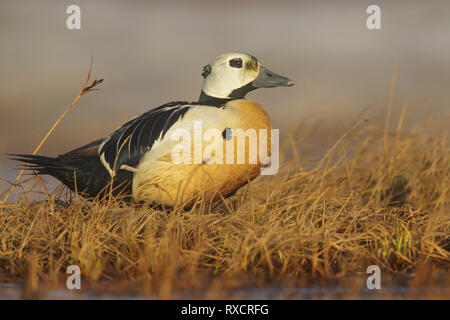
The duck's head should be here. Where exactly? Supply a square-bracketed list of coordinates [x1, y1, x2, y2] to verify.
[199, 52, 295, 104]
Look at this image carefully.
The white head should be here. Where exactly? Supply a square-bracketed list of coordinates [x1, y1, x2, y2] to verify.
[199, 52, 295, 103]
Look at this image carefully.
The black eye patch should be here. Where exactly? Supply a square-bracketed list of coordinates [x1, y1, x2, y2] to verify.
[229, 58, 243, 68]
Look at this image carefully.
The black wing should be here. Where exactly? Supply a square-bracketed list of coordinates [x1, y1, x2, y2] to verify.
[98, 101, 193, 175]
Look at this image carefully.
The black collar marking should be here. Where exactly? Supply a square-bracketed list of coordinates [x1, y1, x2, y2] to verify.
[198, 91, 232, 107]
[198, 82, 257, 107]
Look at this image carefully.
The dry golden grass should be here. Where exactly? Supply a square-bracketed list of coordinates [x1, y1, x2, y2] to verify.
[0, 113, 448, 298]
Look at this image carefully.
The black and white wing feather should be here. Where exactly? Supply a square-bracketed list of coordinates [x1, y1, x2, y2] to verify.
[98, 101, 193, 176]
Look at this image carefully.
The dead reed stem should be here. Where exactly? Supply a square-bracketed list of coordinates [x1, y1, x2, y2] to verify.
[1, 57, 102, 206]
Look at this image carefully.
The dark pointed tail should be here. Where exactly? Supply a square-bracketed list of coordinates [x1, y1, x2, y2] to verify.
[8, 154, 129, 198]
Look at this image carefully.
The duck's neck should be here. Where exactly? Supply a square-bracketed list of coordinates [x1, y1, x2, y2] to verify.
[198, 83, 256, 106]
[198, 91, 233, 107]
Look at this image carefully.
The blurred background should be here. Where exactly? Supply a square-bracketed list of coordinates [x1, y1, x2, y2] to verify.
[1, 0, 449, 196]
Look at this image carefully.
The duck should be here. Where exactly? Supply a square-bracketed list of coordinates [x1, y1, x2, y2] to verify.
[12, 52, 295, 208]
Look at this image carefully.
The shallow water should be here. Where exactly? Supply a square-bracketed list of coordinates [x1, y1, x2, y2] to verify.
[2, 274, 448, 299]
